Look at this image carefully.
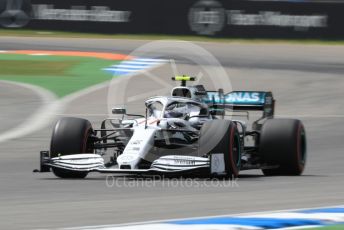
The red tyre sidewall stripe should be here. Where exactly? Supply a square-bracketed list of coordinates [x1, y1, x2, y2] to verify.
[229, 126, 239, 176]
[82, 125, 91, 153]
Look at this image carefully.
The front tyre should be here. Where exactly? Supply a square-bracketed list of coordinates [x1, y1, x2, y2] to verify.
[199, 120, 241, 178]
[260, 119, 307, 176]
[50, 117, 94, 178]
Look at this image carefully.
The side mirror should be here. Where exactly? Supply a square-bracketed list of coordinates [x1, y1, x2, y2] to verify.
[112, 108, 126, 115]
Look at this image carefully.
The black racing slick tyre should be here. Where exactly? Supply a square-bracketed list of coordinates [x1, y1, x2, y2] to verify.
[199, 120, 241, 178]
[50, 117, 94, 179]
[259, 119, 307, 176]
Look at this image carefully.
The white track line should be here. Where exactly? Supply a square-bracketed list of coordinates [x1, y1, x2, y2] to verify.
[122, 61, 164, 65]
[59, 224, 262, 230]
[114, 64, 149, 69]
[135, 58, 167, 62]
[0, 80, 60, 143]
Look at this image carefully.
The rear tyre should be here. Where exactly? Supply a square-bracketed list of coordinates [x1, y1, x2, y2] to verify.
[199, 120, 241, 178]
[50, 117, 94, 178]
[259, 119, 307, 176]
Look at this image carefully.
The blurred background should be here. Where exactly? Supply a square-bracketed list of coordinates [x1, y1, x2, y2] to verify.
[1, 0, 344, 230]
[1, 0, 344, 39]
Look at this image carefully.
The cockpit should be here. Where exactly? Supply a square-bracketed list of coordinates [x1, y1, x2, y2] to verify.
[164, 101, 203, 119]
[145, 97, 208, 120]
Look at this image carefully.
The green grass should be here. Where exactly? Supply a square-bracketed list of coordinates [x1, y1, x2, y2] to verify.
[1, 29, 344, 45]
[0, 54, 118, 97]
[0, 60, 79, 75]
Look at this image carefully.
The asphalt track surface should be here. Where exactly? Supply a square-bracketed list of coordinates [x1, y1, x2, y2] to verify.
[0, 81, 42, 135]
[0, 37, 344, 230]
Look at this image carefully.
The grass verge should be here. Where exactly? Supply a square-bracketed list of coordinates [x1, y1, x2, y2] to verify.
[0, 53, 118, 97]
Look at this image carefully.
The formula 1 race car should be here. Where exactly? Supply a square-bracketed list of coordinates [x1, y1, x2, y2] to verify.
[37, 76, 307, 179]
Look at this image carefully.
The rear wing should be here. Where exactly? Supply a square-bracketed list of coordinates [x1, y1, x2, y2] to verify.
[203, 91, 275, 118]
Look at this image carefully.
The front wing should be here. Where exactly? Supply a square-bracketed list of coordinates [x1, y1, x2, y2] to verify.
[38, 151, 228, 176]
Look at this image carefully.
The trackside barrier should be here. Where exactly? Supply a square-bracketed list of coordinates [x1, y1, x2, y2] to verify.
[1, 0, 344, 38]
